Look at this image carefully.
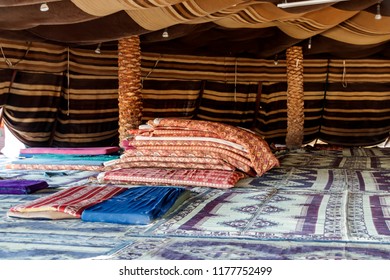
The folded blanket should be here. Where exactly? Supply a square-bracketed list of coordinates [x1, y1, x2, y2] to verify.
[7, 185, 126, 219]
[124, 118, 279, 176]
[19, 146, 120, 156]
[104, 156, 236, 172]
[6, 154, 120, 172]
[81, 186, 189, 225]
[0, 179, 48, 194]
[98, 168, 247, 189]
[119, 145, 254, 174]
[9, 157, 114, 166]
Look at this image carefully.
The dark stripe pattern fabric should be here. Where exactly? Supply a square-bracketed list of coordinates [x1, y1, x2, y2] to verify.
[0, 40, 119, 147]
[1, 1, 387, 60]
[141, 54, 390, 146]
[1, 41, 389, 147]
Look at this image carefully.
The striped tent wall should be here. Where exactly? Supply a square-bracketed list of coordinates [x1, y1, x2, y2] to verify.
[318, 60, 390, 145]
[197, 81, 258, 127]
[254, 81, 329, 145]
[0, 69, 63, 146]
[1, 40, 389, 147]
[141, 53, 289, 82]
[0, 40, 119, 147]
[320, 82, 390, 146]
[0, 40, 65, 146]
[141, 78, 202, 120]
[52, 48, 119, 147]
[140, 55, 327, 144]
[141, 55, 390, 146]
[141, 79, 259, 128]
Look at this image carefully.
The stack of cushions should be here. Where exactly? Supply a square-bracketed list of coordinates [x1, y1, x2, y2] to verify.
[0, 179, 48, 194]
[7, 185, 188, 225]
[6, 146, 121, 171]
[101, 118, 279, 188]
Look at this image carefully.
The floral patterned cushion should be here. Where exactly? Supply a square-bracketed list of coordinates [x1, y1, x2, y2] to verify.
[99, 168, 247, 189]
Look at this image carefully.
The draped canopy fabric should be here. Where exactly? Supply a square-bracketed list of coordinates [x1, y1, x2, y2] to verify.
[0, 0, 389, 59]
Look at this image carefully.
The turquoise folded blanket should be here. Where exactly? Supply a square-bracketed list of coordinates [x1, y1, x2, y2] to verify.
[11, 154, 120, 166]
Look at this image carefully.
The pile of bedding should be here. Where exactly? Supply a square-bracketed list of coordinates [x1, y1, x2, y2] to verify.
[7, 185, 189, 225]
[100, 118, 279, 188]
[6, 146, 121, 172]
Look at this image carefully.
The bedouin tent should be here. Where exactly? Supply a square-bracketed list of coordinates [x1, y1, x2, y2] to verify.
[0, 0, 390, 262]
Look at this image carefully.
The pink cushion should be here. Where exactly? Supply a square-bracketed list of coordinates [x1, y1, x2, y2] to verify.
[19, 146, 120, 155]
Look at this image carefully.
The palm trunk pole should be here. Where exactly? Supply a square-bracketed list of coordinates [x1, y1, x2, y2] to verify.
[285, 46, 304, 150]
[117, 36, 143, 146]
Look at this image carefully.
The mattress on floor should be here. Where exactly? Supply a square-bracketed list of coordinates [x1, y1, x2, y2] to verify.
[0, 179, 48, 194]
[81, 186, 190, 225]
[7, 185, 125, 219]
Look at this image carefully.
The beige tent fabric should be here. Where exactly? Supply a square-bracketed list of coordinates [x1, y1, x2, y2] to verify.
[71, 0, 185, 16]
[70, 0, 389, 44]
[141, 53, 390, 83]
[125, 0, 250, 30]
[322, 11, 390, 45]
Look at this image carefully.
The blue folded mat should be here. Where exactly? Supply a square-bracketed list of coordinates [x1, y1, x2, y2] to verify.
[81, 186, 188, 225]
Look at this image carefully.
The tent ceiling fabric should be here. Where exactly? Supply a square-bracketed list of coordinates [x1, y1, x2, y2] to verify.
[0, 0, 390, 59]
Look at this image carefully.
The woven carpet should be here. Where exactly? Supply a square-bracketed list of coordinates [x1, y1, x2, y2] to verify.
[1, 148, 390, 260]
[147, 188, 347, 241]
[102, 237, 390, 260]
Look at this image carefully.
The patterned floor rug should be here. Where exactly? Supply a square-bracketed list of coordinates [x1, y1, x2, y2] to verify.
[237, 167, 347, 191]
[101, 236, 390, 260]
[1, 148, 390, 260]
[347, 192, 390, 242]
[147, 188, 348, 241]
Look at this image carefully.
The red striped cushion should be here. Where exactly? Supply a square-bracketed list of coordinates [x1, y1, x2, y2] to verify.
[8, 185, 125, 219]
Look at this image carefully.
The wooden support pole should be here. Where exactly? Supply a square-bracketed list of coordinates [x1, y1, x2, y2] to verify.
[285, 46, 304, 150]
[117, 36, 143, 146]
